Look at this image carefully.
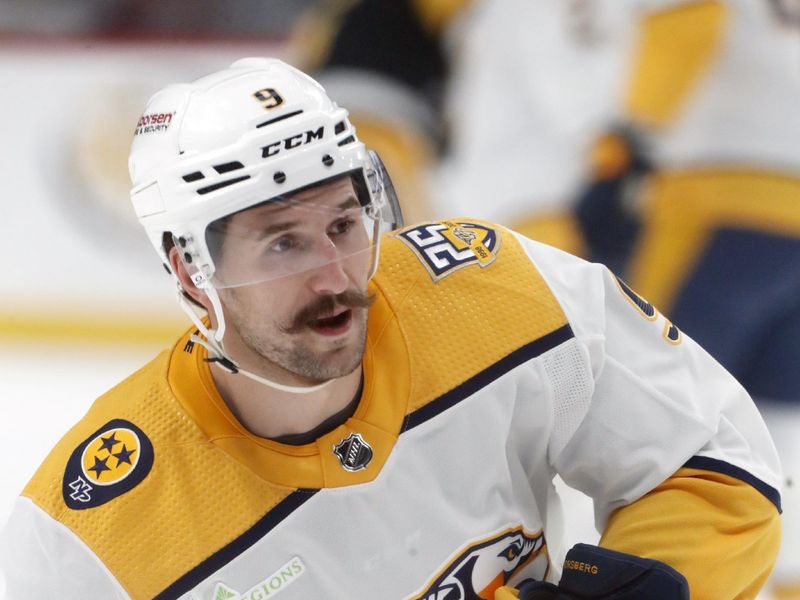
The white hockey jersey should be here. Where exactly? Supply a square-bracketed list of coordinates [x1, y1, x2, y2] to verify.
[0, 220, 781, 599]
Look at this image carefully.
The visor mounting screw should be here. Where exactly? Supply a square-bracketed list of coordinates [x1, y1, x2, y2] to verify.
[322, 154, 334, 167]
[273, 171, 286, 184]
[183, 252, 193, 264]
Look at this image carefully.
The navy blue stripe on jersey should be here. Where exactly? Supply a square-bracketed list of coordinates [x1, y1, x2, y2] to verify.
[684, 455, 782, 513]
[403, 324, 574, 431]
[154, 488, 319, 600]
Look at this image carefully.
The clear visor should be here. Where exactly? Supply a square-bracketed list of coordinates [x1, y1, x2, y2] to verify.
[198, 169, 396, 289]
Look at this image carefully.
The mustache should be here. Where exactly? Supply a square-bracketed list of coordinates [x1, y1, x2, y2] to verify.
[281, 290, 375, 334]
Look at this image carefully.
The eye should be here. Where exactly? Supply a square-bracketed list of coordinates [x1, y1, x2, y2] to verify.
[498, 543, 521, 561]
[269, 235, 298, 253]
[329, 217, 355, 236]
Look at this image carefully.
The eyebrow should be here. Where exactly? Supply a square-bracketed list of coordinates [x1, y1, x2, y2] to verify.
[337, 195, 361, 210]
[254, 195, 361, 239]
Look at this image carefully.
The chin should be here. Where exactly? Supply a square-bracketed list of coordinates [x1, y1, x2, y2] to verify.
[314, 347, 363, 380]
[280, 334, 365, 383]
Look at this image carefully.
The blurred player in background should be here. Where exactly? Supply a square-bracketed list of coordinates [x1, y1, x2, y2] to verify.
[287, 0, 449, 225]
[288, 0, 634, 257]
[575, 2, 800, 596]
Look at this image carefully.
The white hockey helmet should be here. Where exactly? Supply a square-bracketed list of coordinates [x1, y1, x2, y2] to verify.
[129, 57, 402, 290]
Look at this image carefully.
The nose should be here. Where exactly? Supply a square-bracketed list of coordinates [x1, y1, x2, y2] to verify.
[307, 238, 349, 295]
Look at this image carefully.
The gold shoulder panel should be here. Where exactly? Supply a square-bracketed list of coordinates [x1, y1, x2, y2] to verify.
[22, 339, 295, 599]
[22, 349, 175, 516]
[377, 219, 569, 413]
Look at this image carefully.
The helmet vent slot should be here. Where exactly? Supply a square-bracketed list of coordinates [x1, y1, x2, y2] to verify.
[213, 161, 244, 174]
[182, 171, 205, 183]
[337, 135, 356, 147]
[256, 109, 304, 129]
[334, 121, 346, 134]
[197, 175, 251, 195]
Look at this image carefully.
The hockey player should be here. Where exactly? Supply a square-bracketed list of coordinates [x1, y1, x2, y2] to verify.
[288, 0, 627, 256]
[0, 58, 782, 598]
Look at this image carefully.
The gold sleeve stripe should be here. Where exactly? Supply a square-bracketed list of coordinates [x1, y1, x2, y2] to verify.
[626, 0, 728, 127]
[684, 455, 781, 512]
[154, 489, 318, 600]
[600, 466, 781, 599]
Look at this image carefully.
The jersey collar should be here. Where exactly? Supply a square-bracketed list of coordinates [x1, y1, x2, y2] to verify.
[167, 282, 410, 489]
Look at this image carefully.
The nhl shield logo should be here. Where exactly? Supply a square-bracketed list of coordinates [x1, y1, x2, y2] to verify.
[333, 433, 373, 472]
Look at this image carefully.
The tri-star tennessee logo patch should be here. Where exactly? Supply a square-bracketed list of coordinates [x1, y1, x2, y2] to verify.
[394, 220, 501, 281]
[63, 419, 154, 510]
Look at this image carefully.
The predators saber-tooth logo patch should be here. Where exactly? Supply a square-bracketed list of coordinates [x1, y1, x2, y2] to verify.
[411, 526, 549, 600]
[395, 221, 500, 281]
[63, 419, 154, 510]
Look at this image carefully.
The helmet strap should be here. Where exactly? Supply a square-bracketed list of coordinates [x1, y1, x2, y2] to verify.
[175, 287, 333, 395]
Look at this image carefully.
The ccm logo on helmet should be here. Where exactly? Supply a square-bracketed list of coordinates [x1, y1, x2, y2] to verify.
[261, 127, 325, 158]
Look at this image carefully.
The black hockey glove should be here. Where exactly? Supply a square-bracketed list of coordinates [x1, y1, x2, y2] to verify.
[574, 127, 651, 274]
[515, 543, 689, 599]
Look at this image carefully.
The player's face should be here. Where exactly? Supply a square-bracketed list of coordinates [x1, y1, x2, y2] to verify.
[214, 176, 374, 383]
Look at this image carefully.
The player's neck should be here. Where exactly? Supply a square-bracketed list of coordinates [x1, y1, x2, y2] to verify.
[210, 362, 363, 441]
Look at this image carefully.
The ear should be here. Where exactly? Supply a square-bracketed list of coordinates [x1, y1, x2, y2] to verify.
[168, 247, 213, 312]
